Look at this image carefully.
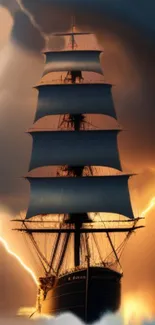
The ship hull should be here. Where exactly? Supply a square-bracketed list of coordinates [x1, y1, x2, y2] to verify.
[41, 267, 122, 323]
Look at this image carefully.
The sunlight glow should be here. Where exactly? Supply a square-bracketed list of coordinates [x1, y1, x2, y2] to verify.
[122, 197, 155, 324]
[122, 294, 152, 325]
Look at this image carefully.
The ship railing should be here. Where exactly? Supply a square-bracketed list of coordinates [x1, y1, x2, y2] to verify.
[39, 79, 104, 85]
[60, 266, 86, 276]
[59, 262, 118, 277]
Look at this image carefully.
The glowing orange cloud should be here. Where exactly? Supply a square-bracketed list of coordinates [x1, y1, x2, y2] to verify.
[122, 196, 155, 324]
[122, 294, 153, 325]
[0, 236, 39, 286]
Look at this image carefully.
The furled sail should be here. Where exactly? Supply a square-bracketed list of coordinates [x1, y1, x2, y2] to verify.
[43, 50, 103, 76]
[26, 175, 134, 219]
[29, 130, 121, 171]
[35, 84, 116, 121]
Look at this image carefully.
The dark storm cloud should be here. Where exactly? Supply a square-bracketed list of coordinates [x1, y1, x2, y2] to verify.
[0, 0, 19, 14]
[0, 1, 66, 52]
[11, 11, 45, 52]
[20, 0, 155, 37]
[0, 1, 45, 52]
[20, 0, 71, 34]
[100, 34, 155, 171]
[0, 41, 44, 214]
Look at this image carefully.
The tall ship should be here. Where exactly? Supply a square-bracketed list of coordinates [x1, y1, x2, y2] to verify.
[14, 24, 144, 323]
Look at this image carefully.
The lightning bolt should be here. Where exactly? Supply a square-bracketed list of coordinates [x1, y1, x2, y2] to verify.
[141, 197, 155, 218]
[0, 236, 39, 286]
[16, 0, 48, 45]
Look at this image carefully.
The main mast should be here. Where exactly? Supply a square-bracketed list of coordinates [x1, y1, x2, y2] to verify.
[57, 22, 90, 268]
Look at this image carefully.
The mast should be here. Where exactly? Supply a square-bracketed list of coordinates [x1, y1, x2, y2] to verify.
[71, 16, 76, 50]
[56, 20, 91, 269]
[62, 21, 87, 268]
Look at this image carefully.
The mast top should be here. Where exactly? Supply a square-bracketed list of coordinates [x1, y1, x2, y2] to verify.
[49, 17, 93, 49]
[69, 16, 77, 50]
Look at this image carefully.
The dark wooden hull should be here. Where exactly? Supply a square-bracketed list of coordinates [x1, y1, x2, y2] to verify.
[41, 267, 122, 323]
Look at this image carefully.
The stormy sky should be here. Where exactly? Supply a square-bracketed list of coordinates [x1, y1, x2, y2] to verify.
[0, 0, 155, 320]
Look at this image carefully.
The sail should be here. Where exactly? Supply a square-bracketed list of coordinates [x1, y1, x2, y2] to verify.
[29, 130, 121, 171]
[35, 83, 115, 121]
[43, 50, 103, 76]
[26, 175, 134, 219]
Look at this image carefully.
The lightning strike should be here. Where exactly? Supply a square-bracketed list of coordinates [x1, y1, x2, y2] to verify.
[16, 0, 48, 45]
[141, 197, 155, 218]
[0, 236, 39, 286]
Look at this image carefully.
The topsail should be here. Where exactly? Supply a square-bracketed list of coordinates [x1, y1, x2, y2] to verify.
[43, 50, 103, 76]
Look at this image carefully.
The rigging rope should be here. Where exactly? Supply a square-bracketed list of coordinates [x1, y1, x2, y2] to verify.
[92, 233, 106, 266]
[21, 220, 49, 273]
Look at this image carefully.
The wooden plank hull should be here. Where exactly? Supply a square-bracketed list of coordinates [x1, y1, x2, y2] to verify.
[41, 267, 122, 323]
